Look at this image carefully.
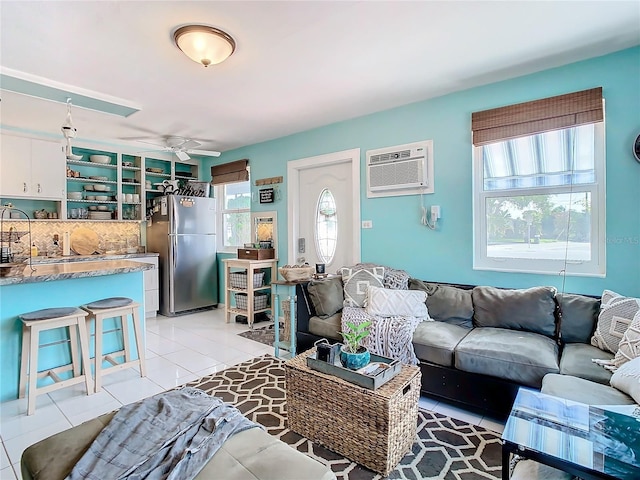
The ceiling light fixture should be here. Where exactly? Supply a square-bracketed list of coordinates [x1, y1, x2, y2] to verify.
[173, 25, 236, 67]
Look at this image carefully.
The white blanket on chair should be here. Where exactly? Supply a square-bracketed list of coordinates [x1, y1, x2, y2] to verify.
[341, 306, 425, 365]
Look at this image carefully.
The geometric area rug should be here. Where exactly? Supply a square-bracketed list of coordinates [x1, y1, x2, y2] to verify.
[184, 355, 502, 480]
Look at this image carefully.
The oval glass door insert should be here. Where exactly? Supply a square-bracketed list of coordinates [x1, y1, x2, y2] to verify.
[315, 188, 338, 264]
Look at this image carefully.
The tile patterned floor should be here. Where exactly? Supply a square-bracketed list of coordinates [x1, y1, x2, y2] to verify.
[0, 308, 504, 479]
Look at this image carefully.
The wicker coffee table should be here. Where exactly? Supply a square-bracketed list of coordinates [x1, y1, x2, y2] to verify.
[285, 348, 421, 475]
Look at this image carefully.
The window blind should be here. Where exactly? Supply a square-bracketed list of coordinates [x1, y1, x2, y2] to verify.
[472, 87, 603, 146]
[210, 159, 249, 185]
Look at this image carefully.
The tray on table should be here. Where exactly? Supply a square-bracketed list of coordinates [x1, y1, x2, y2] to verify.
[306, 349, 401, 390]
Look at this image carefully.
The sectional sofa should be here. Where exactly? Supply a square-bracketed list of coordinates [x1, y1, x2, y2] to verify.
[295, 274, 637, 419]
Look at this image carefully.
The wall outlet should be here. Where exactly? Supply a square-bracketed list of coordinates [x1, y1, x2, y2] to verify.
[362, 220, 373, 229]
[431, 205, 441, 221]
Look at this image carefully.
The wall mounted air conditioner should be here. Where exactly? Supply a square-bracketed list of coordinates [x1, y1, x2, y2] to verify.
[366, 140, 434, 198]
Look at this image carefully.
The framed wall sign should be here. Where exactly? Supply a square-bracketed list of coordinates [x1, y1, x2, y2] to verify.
[259, 188, 275, 203]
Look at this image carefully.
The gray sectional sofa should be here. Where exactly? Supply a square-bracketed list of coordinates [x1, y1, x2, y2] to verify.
[295, 276, 636, 419]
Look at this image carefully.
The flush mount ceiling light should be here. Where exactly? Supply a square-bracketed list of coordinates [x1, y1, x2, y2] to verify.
[173, 25, 236, 67]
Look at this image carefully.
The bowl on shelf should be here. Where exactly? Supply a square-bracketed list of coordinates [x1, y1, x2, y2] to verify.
[86, 195, 96, 200]
[89, 206, 98, 211]
[93, 184, 108, 191]
[122, 161, 134, 167]
[89, 176, 108, 181]
[95, 195, 109, 201]
[83, 185, 94, 191]
[97, 206, 109, 211]
[67, 154, 83, 161]
[89, 155, 111, 164]
[146, 167, 164, 174]
[67, 192, 83, 200]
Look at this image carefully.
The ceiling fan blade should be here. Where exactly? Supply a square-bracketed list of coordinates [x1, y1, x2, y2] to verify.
[187, 149, 221, 157]
[181, 139, 201, 150]
[175, 150, 191, 161]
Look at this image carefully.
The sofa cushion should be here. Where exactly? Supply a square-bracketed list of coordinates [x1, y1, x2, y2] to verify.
[365, 285, 427, 318]
[610, 356, 640, 404]
[455, 328, 559, 388]
[21, 413, 336, 480]
[339, 266, 384, 307]
[559, 343, 613, 385]
[412, 321, 470, 367]
[408, 279, 474, 328]
[308, 313, 342, 341]
[307, 276, 344, 318]
[541, 373, 635, 406]
[472, 286, 557, 338]
[591, 296, 640, 354]
[556, 293, 600, 343]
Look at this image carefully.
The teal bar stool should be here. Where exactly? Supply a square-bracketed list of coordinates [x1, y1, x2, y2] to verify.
[81, 297, 146, 393]
[18, 307, 93, 415]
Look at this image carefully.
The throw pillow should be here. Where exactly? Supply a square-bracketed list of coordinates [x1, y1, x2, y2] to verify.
[340, 266, 384, 307]
[601, 289, 626, 306]
[472, 286, 557, 338]
[557, 293, 601, 344]
[610, 356, 640, 404]
[409, 279, 474, 328]
[365, 285, 428, 318]
[341, 263, 410, 290]
[591, 297, 640, 354]
[307, 276, 344, 318]
[612, 310, 640, 369]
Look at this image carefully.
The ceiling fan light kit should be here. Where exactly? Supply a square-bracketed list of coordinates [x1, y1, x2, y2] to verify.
[173, 25, 236, 67]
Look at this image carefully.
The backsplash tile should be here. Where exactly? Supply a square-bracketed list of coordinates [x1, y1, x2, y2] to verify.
[0, 221, 142, 257]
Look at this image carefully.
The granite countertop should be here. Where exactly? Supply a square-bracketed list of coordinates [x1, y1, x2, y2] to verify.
[29, 252, 159, 264]
[0, 259, 154, 286]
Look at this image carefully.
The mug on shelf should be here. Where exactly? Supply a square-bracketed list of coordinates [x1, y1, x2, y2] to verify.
[133, 194, 140, 203]
[125, 193, 134, 203]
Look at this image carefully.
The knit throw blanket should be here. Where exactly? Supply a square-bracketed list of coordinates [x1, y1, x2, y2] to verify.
[342, 306, 424, 365]
[67, 387, 259, 480]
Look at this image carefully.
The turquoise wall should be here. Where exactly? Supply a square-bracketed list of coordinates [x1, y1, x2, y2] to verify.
[207, 47, 640, 298]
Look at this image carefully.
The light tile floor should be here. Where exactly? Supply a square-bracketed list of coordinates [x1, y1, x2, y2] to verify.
[0, 308, 504, 480]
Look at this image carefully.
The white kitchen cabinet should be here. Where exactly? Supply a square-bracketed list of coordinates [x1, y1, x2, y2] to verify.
[131, 255, 159, 317]
[0, 133, 65, 199]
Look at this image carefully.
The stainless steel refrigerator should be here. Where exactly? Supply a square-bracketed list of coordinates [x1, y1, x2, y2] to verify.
[147, 195, 218, 316]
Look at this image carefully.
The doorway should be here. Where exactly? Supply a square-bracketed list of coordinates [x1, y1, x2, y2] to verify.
[287, 148, 361, 272]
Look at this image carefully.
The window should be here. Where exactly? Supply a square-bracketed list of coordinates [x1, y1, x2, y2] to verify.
[315, 188, 338, 264]
[472, 88, 606, 276]
[217, 181, 251, 252]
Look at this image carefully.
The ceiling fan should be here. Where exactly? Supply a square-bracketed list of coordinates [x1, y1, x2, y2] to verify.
[137, 136, 220, 161]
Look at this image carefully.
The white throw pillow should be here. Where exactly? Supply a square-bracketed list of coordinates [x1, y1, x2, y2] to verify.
[612, 311, 640, 369]
[365, 285, 428, 318]
[340, 266, 385, 307]
[610, 356, 640, 404]
[591, 297, 640, 354]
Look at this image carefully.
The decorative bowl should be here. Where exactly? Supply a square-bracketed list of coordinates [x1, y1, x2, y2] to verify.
[93, 184, 107, 191]
[67, 192, 83, 199]
[89, 155, 111, 164]
[278, 266, 315, 282]
[97, 206, 109, 211]
[95, 195, 109, 201]
[83, 185, 94, 191]
[88, 206, 98, 211]
[89, 176, 108, 181]
[86, 195, 96, 200]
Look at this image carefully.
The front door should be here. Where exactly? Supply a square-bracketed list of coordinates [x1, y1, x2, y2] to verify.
[287, 148, 361, 273]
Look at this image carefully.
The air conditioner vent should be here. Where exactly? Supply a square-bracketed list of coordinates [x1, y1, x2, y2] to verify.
[366, 140, 434, 198]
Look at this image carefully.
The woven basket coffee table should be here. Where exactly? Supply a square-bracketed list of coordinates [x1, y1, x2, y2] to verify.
[285, 348, 421, 475]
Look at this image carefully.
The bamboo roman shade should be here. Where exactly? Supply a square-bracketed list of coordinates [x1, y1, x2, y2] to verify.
[210, 159, 249, 185]
[472, 87, 603, 146]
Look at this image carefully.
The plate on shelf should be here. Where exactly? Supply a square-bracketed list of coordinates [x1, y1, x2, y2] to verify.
[146, 167, 164, 174]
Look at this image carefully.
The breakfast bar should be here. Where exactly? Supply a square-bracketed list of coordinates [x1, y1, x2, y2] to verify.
[0, 259, 152, 402]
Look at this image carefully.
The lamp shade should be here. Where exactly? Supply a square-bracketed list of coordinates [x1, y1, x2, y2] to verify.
[173, 25, 236, 67]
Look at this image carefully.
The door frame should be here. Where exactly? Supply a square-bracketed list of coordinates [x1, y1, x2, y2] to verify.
[287, 148, 361, 265]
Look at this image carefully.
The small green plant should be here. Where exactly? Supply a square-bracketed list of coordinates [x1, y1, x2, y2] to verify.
[340, 321, 371, 354]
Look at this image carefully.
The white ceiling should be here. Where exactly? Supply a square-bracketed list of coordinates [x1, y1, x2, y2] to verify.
[1, 1, 639, 155]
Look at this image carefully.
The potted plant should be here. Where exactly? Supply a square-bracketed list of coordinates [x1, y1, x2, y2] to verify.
[339, 320, 372, 370]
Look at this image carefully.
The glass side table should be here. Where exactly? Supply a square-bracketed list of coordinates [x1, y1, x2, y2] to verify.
[502, 387, 640, 480]
[271, 280, 298, 358]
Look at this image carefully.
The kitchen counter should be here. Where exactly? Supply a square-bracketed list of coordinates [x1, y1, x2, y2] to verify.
[29, 252, 159, 264]
[0, 259, 154, 286]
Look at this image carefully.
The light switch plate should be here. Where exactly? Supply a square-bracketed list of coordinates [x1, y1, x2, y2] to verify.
[362, 220, 373, 229]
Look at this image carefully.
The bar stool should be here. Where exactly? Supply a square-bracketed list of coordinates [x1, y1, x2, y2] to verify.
[81, 297, 146, 393]
[18, 307, 93, 416]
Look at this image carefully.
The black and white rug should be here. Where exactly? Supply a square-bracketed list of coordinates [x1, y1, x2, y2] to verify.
[238, 322, 284, 347]
[184, 355, 502, 479]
